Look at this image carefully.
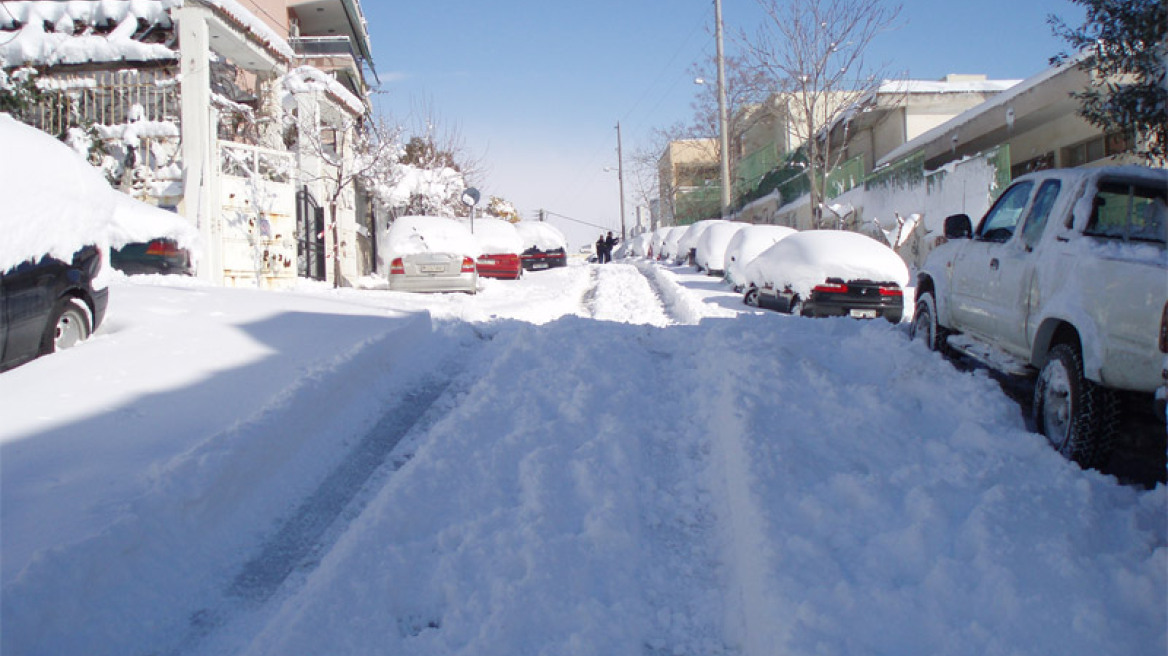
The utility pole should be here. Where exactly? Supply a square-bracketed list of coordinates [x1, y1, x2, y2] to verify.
[616, 121, 627, 240]
[714, 0, 732, 216]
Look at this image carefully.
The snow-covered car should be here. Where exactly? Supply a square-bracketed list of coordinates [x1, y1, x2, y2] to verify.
[110, 238, 193, 276]
[0, 114, 194, 372]
[514, 221, 568, 271]
[911, 166, 1168, 467]
[382, 216, 479, 294]
[658, 226, 687, 261]
[1, 246, 108, 372]
[471, 218, 524, 280]
[724, 225, 797, 291]
[743, 230, 908, 322]
[694, 221, 746, 275]
[674, 219, 725, 265]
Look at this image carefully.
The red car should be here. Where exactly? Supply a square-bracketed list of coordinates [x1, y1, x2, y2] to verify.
[476, 252, 523, 280]
[472, 218, 525, 280]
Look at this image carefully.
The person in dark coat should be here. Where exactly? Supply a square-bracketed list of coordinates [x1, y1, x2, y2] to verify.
[595, 235, 607, 263]
[603, 231, 618, 263]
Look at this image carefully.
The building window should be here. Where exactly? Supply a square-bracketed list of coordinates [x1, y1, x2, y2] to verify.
[1062, 131, 1131, 167]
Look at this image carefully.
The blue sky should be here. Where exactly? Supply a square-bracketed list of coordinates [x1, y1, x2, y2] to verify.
[361, 0, 1084, 247]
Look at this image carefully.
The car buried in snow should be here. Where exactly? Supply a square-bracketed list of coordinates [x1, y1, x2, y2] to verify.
[514, 221, 568, 271]
[723, 224, 797, 291]
[694, 221, 746, 275]
[742, 230, 908, 322]
[471, 218, 524, 280]
[382, 216, 479, 294]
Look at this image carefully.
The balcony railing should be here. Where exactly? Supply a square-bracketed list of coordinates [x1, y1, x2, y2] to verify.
[290, 36, 358, 60]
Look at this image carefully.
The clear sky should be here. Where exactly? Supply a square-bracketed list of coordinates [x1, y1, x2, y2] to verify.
[361, 0, 1085, 248]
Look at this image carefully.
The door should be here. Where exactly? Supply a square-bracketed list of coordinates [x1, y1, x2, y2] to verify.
[947, 180, 1035, 337]
[297, 187, 326, 281]
[979, 179, 1063, 356]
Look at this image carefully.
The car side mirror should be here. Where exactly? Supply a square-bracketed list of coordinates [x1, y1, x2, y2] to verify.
[944, 214, 973, 240]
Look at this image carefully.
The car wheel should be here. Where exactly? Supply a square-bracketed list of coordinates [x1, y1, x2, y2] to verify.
[1033, 343, 1117, 469]
[910, 291, 949, 353]
[743, 287, 759, 307]
[41, 298, 91, 354]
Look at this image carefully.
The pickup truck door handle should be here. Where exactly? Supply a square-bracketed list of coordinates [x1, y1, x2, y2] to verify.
[990, 258, 1000, 271]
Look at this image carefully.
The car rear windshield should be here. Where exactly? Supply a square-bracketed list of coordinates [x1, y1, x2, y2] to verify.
[1085, 180, 1167, 245]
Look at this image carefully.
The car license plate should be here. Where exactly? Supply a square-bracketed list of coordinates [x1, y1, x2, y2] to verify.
[533, 262, 548, 269]
[850, 309, 877, 319]
[420, 265, 445, 273]
[479, 259, 495, 265]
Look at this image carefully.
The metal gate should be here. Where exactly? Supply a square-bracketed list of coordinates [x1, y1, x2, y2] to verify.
[297, 186, 326, 281]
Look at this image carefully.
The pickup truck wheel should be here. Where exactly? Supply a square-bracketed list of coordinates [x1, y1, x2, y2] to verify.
[1033, 343, 1117, 469]
[910, 291, 950, 354]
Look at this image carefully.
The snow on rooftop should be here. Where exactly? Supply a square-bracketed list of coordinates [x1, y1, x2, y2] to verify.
[0, 0, 296, 68]
[0, 1, 178, 67]
[281, 66, 366, 116]
[876, 57, 1084, 167]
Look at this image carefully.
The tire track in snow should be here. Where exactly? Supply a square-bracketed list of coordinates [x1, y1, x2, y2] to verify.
[167, 325, 487, 656]
[683, 325, 786, 655]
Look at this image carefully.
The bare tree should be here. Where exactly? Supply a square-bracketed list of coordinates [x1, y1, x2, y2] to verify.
[300, 113, 403, 286]
[742, 0, 901, 227]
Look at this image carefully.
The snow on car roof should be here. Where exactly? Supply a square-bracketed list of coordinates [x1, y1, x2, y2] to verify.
[724, 224, 797, 284]
[0, 113, 197, 272]
[745, 229, 909, 297]
[513, 221, 567, 251]
[383, 216, 481, 257]
[696, 221, 747, 269]
[471, 218, 523, 255]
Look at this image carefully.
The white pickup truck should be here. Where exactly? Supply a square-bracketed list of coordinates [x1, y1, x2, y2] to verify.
[911, 166, 1167, 468]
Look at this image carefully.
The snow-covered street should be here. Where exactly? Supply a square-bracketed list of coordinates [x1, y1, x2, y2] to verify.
[2, 261, 1164, 656]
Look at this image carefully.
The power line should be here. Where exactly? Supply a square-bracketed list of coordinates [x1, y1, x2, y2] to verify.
[544, 210, 610, 232]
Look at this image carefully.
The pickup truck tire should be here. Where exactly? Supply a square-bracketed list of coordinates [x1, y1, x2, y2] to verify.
[910, 291, 950, 354]
[1033, 343, 1117, 469]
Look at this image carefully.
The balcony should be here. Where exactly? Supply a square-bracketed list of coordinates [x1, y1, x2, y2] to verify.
[290, 36, 358, 60]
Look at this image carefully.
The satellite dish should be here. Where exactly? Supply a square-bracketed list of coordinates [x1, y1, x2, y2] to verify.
[461, 187, 481, 207]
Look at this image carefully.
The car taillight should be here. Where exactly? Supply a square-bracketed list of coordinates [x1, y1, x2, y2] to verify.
[814, 282, 848, 294]
[1160, 301, 1168, 353]
[145, 240, 179, 256]
[390, 258, 404, 275]
[461, 257, 476, 273]
[878, 286, 903, 297]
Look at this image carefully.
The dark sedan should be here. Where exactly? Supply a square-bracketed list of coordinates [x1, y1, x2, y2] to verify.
[1, 246, 108, 372]
[520, 246, 567, 271]
[110, 238, 193, 276]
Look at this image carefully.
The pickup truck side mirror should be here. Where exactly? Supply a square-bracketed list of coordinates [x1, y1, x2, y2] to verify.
[944, 214, 973, 240]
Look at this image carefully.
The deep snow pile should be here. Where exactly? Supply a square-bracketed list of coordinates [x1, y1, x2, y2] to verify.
[1, 262, 1163, 656]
